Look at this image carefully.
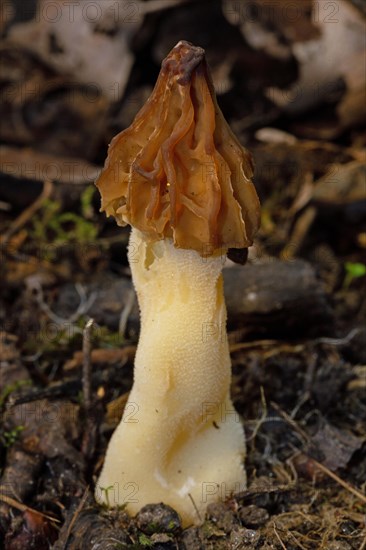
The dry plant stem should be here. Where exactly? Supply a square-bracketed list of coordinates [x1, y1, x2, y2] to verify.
[95, 228, 246, 525]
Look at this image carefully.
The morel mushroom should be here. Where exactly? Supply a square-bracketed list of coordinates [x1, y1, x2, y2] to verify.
[95, 40, 260, 526]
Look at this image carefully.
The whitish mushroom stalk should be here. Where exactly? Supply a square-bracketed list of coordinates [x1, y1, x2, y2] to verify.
[95, 40, 260, 526]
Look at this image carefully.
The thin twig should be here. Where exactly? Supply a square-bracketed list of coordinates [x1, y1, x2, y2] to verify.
[288, 531, 308, 550]
[313, 327, 363, 346]
[82, 319, 94, 412]
[271, 401, 310, 444]
[310, 458, 366, 505]
[34, 282, 97, 325]
[280, 205, 317, 260]
[1, 180, 53, 246]
[81, 318, 98, 458]
[235, 481, 295, 502]
[229, 327, 363, 354]
[229, 338, 290, 352]
[59, 486, 89, 550]
[0, 493, 60, 523]
[188, 493, 202, 524]
[245, 386, 268, 442]
[273, 522, 288, 549]
[272, 404, 366, 505]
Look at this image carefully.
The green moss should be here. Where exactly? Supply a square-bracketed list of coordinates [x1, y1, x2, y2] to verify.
[138, 534, 154, 547]
[344, 262, 366, 288]
[1, 425, 24, 447]
[0, 380, 32, 409]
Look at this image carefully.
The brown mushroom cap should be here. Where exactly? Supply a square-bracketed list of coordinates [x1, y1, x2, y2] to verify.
[96, 40, 260, 255]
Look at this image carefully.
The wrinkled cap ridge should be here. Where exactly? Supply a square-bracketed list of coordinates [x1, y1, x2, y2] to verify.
[96, 40, 260, 254]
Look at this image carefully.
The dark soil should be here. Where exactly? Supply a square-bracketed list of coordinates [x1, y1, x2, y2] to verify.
[1, 1, 366, 548]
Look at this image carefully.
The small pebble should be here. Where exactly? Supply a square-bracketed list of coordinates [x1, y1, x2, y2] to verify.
[150, 532, 176, 549]
[238, 505, 269, 528]
[180, 527, 203, 550]
[136, 503, 181, 535]
[206, 502, 237, 533]
[230, 526, 261, 547]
